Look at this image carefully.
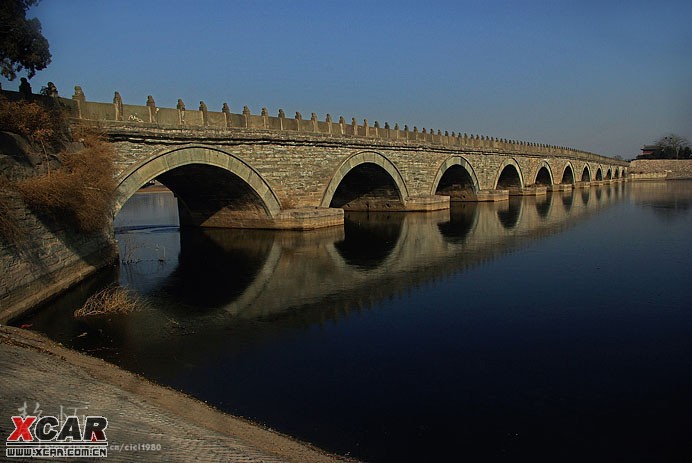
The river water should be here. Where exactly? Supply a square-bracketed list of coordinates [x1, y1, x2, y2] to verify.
[20, 181, 692, 462]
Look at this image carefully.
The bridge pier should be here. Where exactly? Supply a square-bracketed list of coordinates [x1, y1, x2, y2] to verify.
[404, 195, 450, 211]
[508, 186, 548, 196]
[179, 206, 344, 230]
[548, 184, 573, 193]
[472, 189, 510, 202]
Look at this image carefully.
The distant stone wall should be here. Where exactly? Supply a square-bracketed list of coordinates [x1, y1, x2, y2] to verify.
[629, 160, 692, 179]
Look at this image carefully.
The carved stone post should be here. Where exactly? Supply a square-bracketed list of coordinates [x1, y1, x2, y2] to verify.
[199, 101, 208, 126]
[295, 112, 302, 131]
[261, 107, 269, 129]
[176, 99, 186, 126]
[339, 116, 345, 135]
[72, 86, 86, 119]
[146, 96, 157, 123]
[222, 103, 231, 128]
[311, 112, 318, 132]
[326, 114, 332, 134]
[113, 91, 123, 121]
[278, 109, 285, 130]
[351, 117, 357, 136]
[242, 106, 251, 128]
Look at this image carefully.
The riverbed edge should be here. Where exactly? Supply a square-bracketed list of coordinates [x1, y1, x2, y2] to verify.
[0, 324, 357, 463]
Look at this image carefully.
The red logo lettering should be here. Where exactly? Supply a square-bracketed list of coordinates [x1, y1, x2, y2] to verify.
[7, 416, 37, 442]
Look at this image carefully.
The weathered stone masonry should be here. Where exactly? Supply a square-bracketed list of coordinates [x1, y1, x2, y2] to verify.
[65, 87, 628, 230]
[0, 86, 630, 321]
[0, 190, 115, 323]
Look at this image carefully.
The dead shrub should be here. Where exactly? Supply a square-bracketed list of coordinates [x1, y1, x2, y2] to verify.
[17, 133, 116, 233]
[0, 95, 66, 150]
[74, 285, 145, 318]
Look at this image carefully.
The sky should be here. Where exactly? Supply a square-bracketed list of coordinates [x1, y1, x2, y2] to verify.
[3, 0, 691, 159]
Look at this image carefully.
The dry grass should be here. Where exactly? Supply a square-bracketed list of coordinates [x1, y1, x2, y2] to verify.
[74, 285, 145, 318]
[0, 95, 67, 150]
[16, 131, 117, 233]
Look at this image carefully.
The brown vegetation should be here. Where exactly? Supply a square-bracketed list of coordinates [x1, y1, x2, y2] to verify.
[74, 285, 145, 318]
[0, 95, 66, 151]
[16, 128, 116, 233]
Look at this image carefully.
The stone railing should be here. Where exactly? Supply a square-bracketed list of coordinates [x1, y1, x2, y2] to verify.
[0, 87, 627, 165]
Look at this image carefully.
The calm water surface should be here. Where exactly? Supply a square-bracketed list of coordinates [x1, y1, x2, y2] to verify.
[21, 181, 692, 462]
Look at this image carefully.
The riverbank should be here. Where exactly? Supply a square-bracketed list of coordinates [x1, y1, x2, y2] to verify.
[629, 159, 692, 180]
[0, 324, 354, 463]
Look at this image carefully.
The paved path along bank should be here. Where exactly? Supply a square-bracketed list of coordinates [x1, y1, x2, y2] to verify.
[0, 325, 355, 463]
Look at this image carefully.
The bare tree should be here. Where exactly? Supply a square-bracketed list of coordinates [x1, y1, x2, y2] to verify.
[655, 133, 690, 159]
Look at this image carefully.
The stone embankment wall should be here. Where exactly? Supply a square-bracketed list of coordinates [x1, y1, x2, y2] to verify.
[0, 124, 116, 323]
[629, 160, 692, 180]
[0, 191, 116, 323]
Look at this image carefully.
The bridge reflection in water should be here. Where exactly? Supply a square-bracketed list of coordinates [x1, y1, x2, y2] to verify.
[23, 180, 692, 462]
[29, 182, 627, 372]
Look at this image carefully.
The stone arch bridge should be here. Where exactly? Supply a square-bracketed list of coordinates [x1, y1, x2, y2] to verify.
[68, 87, 628, 230]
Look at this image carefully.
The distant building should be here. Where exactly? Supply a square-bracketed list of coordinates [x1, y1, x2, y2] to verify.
[639, 145, 660, 158]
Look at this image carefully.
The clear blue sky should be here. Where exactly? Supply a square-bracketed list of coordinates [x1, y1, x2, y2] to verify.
[4, 0, 691, 158]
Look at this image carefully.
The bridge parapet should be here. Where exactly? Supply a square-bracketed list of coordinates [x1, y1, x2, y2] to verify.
[63, 86, 625, 166]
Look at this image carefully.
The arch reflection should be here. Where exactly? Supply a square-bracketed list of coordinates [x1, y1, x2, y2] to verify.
[334, 212, 404, 270]
[497, 197, 523, 229]
[437, 203, 479, 243]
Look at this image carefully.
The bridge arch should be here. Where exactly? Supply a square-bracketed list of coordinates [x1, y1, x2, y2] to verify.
[534, 160, 554, 186]
[595, 166, 603, 181]
[431, 156, 480, 198]
[114, 145, 282, 224]
[494, 158, 525, 190]
[580, 165, 591, 182]
[561, 162, 576, 184]
[320, 151, 409, 209]
[605, 168, 612, 180]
